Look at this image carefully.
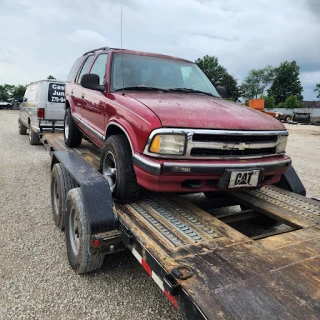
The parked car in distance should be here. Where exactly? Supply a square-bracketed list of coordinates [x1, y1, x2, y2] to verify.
[19, 80, 66, 144]
[64, 47, 291, 204]
[0, 101, 12, 110]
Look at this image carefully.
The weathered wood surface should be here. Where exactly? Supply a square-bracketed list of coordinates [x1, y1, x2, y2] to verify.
[43, 132, 320, 319]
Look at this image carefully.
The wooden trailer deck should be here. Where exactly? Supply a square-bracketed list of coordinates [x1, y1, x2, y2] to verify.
[43, 133, 320, 320]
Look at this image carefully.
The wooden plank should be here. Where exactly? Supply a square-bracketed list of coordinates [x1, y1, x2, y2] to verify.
[228, 189, 317, 228]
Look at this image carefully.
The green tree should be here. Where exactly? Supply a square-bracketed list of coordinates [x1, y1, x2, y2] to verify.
[11, 85, 26, 99]
[195, 55, 241, 100]
[284, 95, 302, 109]
[47, 75, 56, 79]
[240, 65, 275, 99]
[0, 84, 15, 101]
[261, 95, 276, 109]
[0, 84, 26, 101]
[314, 84, 320, 99]
[268, 61, 303, 104]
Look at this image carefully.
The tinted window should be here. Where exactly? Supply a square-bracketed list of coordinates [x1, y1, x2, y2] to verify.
[90, 54, 108, 85]
[67, 57, 84, 82]
[76, 55, 95, 84]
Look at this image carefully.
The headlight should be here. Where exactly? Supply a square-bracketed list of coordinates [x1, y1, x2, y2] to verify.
[149, 134, 186, 155]
[276, 135, 288, 153]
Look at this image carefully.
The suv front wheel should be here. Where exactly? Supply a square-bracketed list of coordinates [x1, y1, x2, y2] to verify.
[100, 135, 139, 204]
[64, 108, 83, 147]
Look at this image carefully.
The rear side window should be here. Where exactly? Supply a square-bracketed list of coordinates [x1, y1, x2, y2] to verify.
[67, 57, 84, 82]
[90, 54, 108, 85]
[24, 83, 39, 102]
[48, 83, 66, 103]
[76, 55, 95, 84]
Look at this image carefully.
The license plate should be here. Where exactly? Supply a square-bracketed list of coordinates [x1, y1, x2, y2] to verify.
[228, 170, 260, 188]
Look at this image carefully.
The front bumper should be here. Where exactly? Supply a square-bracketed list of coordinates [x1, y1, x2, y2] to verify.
[132, 154, 291, 192]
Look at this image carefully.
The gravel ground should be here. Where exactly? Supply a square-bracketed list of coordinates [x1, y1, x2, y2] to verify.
[0, 111, 319, 320]
[0, 111, 182, 320]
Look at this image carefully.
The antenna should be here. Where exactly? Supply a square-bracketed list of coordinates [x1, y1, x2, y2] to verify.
[121, 6, 125, 95]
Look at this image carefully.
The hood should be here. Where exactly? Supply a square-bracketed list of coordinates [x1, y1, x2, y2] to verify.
[127, 92, 286, 131]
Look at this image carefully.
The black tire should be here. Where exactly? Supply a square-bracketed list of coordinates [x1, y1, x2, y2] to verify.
[101, 134, 139, 204]
[51, 163, 78, 230]
[18, 119, 27, 135]
[29, 124, 40, 145]
[64, 108, 82, 147]
[65, 188, 105, 274]
[240, 205, 279, 228]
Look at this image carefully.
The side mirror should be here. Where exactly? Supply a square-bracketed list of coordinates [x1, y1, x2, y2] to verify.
[18, 98, 23, 103]
[80, 73, 105, 92]
[216, 86, 227, 99]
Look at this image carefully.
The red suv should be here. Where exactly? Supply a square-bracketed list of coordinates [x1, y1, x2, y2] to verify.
[64, 47, 291, 203]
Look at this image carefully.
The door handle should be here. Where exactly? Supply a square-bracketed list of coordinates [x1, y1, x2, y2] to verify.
[81, 93, 85, 99]
[71, 90, 73, 95]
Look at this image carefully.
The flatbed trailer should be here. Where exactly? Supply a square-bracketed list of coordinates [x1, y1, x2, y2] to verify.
[43, 133, 320, 320]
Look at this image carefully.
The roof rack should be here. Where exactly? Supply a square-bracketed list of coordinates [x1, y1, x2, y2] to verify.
[82, 47, 110, 56]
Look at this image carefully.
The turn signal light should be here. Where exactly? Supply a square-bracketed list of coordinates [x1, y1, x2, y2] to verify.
[37, 108, 45, 119]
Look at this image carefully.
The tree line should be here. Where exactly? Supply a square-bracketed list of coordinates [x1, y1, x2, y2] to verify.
[196, 55, 320, 109]
[0, 76, 56, 102]
[0, 68, 319, 108]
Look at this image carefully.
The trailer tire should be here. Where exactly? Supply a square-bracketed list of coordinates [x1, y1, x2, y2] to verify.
[64, 108, 82, 148]
[51, 163, 78, 230]
[28, 124, 40, 145]
[101, 134, 139, 204]
[65, 188, 105, 274]
[18, 119, 27, 135]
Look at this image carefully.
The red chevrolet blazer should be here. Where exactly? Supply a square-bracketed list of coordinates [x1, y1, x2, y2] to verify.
[64, 47, 291, 203]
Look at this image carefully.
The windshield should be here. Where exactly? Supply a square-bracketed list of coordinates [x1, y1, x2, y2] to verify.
[110, 53, 220, 97]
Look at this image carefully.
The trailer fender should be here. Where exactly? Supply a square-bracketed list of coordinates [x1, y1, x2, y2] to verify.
[51, 150, 120, 253]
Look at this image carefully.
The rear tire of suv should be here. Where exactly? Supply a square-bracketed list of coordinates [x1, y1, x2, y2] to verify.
[101, 135, 139, 204]
[29, 124, 40, 145]
[64, 108, 82, 148]
[18, 119, 27, 135]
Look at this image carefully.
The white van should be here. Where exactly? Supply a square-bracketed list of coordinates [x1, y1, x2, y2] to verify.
[18, 80, 66, 144]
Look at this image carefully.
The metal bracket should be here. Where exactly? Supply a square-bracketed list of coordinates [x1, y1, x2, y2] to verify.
[163, 274, 180, 296]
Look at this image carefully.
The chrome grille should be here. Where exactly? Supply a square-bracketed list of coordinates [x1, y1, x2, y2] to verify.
[143, 129, 287, 160]
[189, 132, 279, 159]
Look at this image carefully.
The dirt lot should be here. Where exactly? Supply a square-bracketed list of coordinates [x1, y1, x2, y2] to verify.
[284, 123, 320, 199]
[0, 111, 319, 319]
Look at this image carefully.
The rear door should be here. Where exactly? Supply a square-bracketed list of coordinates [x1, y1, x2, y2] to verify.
[45, 82, 66, 120]
[82, 53, 109, 136]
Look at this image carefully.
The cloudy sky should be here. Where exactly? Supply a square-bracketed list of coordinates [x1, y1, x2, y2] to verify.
[0, 0, 319, 100]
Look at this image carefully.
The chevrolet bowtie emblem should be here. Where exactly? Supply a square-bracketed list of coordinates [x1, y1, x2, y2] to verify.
[237, 143, 250, 151]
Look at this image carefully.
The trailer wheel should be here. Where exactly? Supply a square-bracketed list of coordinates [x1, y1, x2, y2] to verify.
[51, 163, 78, 230]
[18, 119, 27, 135]
[65, 188, 105, 274]
[101, 134, 139, 204]
[64, 108, 82, 148]
[29, 124, 40, 145]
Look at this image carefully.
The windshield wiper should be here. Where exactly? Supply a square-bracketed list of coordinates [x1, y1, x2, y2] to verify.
[115, 85, 170, 92]
[167, 88, 219, 98]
